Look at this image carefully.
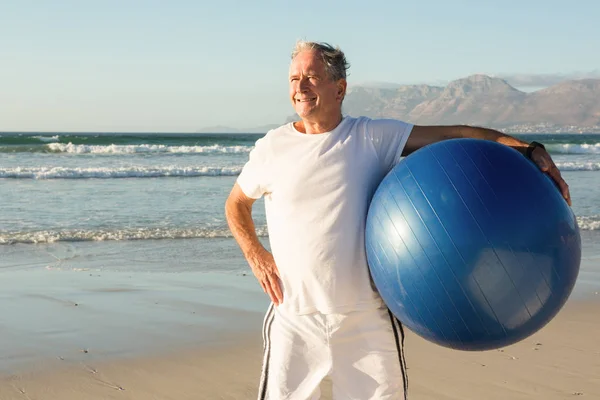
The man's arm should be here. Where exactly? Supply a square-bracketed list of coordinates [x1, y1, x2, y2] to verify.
[403, 125, 532, 155]
[225, 183, 283, 305]
[404, 124, 571, 206]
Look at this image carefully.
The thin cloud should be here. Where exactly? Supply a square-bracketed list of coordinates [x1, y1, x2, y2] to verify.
[499, 71, 600, 87]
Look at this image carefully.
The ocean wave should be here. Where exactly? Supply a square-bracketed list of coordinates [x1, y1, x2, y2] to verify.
[547, 143, 600, 154]
[1, 216, 596, 245]
[45, 143, 252, 154]
[577, 216, 600, 231]
[33, 135, 60, 143]
[556, 162, 600, 171]
[0, 133, 260, 146]
[0, 226, 269, 245]
[0, 166, 242, 179]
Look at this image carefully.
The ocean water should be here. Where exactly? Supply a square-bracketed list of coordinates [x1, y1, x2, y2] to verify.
[0, 132, 599, 295]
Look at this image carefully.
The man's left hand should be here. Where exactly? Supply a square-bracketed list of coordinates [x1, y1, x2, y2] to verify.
[529, 147, 572, 206]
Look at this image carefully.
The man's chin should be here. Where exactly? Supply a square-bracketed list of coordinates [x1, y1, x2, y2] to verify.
[294, 107, 315, 119]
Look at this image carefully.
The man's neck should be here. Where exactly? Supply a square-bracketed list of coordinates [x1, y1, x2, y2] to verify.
[295, 114, 343, 135]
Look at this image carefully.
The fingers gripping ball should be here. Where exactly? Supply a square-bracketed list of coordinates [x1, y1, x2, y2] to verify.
[365, 139, 581, 351]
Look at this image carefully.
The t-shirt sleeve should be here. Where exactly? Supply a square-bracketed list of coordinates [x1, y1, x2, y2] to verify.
[366, 118, 414, 172]
[236, 135, 270, 199]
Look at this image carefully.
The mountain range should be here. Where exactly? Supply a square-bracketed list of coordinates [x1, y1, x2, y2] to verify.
[198, 75, 600, 133]
[343, 75, 600, 132]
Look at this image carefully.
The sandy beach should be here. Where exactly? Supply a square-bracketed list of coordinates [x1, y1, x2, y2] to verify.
[0, 264, 598, 400]
[2, 129, 600, 399]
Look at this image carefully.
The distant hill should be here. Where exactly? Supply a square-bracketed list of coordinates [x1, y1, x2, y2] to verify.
[343, 75, 600, 132]
[197, 75, 600, 133]
[344, 84, 444, 121]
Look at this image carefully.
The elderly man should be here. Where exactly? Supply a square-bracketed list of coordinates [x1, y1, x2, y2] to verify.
[225, 41, 570, 400]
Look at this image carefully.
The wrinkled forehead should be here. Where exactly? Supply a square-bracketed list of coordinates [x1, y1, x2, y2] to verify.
[289, 50, 326, 76]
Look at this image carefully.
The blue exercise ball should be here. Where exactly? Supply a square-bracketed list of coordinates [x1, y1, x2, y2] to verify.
[365, 138, 581, 351]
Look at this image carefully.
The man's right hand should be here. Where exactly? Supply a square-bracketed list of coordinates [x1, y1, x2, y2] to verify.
[225, 183, 283, 306]
[248, 247, 283, 305]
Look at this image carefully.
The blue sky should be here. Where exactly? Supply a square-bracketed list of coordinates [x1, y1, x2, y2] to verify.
[1, 0, 599, 132]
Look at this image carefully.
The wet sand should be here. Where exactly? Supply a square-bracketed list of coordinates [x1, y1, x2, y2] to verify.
[0, 268, 598, 399]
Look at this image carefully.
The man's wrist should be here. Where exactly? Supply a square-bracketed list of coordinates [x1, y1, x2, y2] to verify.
[526, 141, 546, 159]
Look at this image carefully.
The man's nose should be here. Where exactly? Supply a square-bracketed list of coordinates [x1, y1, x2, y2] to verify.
[297, 77, 309, 92]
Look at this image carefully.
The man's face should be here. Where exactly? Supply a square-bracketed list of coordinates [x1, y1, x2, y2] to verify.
[289, 50, 346, 122]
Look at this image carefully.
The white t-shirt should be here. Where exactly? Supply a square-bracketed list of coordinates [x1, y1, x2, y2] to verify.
[237, 116, 413, 315]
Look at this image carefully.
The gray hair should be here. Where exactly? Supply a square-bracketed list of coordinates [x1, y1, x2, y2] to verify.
[291, 41, 350, 81]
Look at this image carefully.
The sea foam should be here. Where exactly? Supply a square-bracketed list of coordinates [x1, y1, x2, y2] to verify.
[0, 166, 243, 179]
[46, 143, 252, 154]
[0, 225, 269, 244]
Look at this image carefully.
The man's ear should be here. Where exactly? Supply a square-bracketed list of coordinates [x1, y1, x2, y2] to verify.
[337, 79, 347, 101]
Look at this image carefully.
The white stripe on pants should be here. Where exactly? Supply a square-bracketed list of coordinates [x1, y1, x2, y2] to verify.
[258, 304, 408, 400]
